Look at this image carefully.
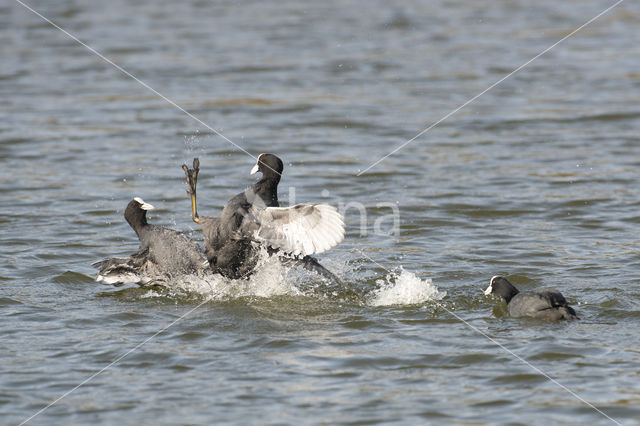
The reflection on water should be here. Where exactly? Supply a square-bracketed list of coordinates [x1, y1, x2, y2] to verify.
[2, 0, 640, 424]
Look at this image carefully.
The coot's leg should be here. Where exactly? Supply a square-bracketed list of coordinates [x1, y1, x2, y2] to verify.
[182, 157, 200, 223]
[297, 255, 343, 286]
[280, 253, 357, 292]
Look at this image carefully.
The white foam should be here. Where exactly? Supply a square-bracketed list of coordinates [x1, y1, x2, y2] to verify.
[169, 250, 302, 301]
[368, 267, 446, 307]
[132, 251, 442, 306]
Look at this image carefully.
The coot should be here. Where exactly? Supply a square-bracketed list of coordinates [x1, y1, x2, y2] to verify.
[484, 276, 578, 320]
[182, 154, 345, 283]
[93, 197, 209, 286]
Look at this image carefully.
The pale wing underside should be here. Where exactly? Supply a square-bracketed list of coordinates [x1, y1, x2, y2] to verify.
[249, 203, 345, 256]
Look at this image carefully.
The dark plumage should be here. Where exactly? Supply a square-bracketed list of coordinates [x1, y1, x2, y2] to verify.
[93, 197, 209, 286]
[484, 276, 578, 320]
[182, 154, 345, 283]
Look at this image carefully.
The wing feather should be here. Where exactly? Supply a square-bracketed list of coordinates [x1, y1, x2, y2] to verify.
[249, 203, 345, 256]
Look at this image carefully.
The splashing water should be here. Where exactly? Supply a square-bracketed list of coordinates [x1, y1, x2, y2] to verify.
[137, 248, 443, 307]
[168, 253, 303, 300]
[368, 267, 446, 307]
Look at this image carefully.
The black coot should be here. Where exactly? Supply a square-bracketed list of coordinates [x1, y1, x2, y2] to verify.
[182, 154, 345, 283]
[484, 276, 578, 320]
[93, 197, 209, 286]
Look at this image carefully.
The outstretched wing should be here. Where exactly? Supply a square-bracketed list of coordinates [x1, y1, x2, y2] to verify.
[247, 203, 345, 256]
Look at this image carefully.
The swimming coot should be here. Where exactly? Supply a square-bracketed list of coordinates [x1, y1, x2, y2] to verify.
[93, 197, 209, 286]
[484, 276, 578, 320]
[182, 154, 345, 283]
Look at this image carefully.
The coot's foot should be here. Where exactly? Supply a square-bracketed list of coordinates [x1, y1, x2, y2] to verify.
[182, 157, 200, 223]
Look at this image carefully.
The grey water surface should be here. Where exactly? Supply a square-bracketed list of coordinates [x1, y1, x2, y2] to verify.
[2, 0, 640, 424]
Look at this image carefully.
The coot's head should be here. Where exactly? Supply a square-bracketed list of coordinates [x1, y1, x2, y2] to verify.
[484, 276, 520, 303]
[250, 153, 283, 182]
[124, 197, 155, 230]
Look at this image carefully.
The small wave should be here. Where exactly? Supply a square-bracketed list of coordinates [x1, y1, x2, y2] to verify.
[368, 267, 446, 307]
